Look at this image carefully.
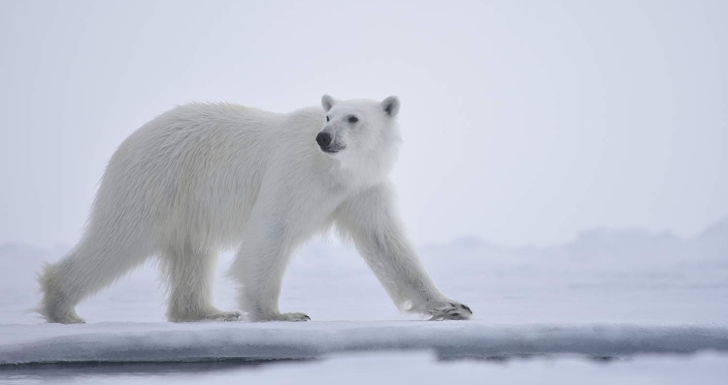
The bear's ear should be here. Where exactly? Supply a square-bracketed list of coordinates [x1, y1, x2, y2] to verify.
[381, 96, 400, 117]
[321, 94, 336, 112]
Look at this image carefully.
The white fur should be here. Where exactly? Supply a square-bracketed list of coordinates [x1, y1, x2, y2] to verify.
[38, 96, 472, 323]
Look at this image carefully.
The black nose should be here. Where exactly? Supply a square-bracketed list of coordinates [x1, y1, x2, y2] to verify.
[316, 132, 332, 148]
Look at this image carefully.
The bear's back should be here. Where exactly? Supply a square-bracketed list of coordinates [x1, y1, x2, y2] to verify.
[90, 103, 325, 247]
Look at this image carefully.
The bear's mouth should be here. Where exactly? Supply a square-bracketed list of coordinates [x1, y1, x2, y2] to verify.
[321, 146, 346, 154]
[322, 146, 346, 154]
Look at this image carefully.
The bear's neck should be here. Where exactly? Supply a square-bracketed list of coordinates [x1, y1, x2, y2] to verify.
[322, 148, 398, 193]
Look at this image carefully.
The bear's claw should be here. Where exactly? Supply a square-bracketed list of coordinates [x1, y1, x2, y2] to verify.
[428, 301, 473, 321]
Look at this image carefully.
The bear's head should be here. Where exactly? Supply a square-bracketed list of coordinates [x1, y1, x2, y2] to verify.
[317, 95, 402, 183]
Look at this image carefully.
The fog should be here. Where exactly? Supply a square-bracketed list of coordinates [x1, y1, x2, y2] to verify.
[1, 0, 726, 248]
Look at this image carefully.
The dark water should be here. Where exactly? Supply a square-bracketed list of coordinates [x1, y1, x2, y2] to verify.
[3, 354, 724, 385]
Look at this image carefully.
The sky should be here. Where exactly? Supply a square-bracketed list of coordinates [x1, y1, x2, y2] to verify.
[0, 0, 726, 248]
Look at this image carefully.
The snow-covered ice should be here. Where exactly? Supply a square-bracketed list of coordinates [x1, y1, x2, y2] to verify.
[1, 322, 728, 365]
[0, 219, 726, 382]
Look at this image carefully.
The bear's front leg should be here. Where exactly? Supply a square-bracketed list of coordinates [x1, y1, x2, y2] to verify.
[230, 221, 310, 322]
[334, 182, 473, 321]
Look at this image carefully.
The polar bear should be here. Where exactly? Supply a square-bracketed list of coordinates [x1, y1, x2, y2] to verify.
[38, 95, 473, 323]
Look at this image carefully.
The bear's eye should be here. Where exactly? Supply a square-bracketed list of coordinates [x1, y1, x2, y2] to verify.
[348, 116, 359, 123]
[326, 116, 330, 122]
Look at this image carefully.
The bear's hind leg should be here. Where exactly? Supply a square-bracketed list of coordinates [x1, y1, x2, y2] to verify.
[162, 245, 240, 322]
[38, 237, 152, 324]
